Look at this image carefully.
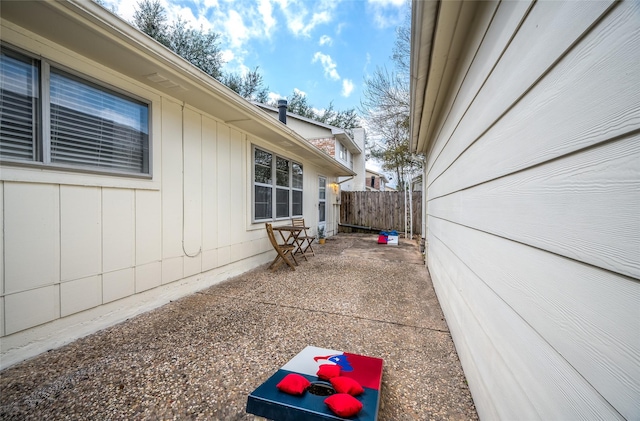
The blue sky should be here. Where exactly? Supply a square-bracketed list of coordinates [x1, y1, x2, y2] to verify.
[102, 0, 409, 114]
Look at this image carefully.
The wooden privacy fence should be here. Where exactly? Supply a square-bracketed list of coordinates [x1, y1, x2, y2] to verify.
[339, 191, 422, 236]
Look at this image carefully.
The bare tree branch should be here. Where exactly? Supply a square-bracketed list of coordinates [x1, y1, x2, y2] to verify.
[359, 6, 419, 190]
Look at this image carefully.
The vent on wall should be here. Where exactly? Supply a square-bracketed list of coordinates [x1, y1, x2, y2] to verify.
[146, 73, 187, 91]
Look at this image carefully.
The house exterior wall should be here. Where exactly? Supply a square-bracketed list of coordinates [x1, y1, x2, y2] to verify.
[253, 106, 366, 192]
[307, 137, 336, 157]
[364, 171, 386, 191]
[283, 117, 331, 140]
[0, 17, 338, 368]
[417, 1, 639, 419]
[347, 128, 367, 191]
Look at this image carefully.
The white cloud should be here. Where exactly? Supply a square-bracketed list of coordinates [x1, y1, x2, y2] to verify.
[224, 9, 249, 48]
[267, 91, 282, 103]
[319, 35, 333, 46]
[368, 0, 405, 6]
[307, 11, 331, 33]
[211, 1, 279, 68]
[363, 52, 372, 75]
[221, 51, 250, 76]
[312, 52, 340, 81]
[101, 0, 138, 21]
[200, 0, 220, 9]
[293, 88, 307, 96]
[165, 2, 214, 32]
[238, 63, 252, 76]
[274, 0, 337, 37]
[221, 49, 235, 63]
[366, 0, 406, 29]
[258, 0, 277, 37]
[341, 79, 354, 97]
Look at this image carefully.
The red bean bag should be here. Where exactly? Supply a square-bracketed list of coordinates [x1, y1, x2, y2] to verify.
[276, 373, 310, 395]
[317, 364, 341, 380]
[324, 393, 363, 417]
[330, 376, 364, 396]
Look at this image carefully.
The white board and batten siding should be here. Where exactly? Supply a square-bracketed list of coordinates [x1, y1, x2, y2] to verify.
[425, 1, 640, 419]
[0, 100, 262, 367]
[0, 15, 338, 368]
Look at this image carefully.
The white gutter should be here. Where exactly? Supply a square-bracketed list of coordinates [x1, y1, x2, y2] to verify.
[410, 0, 481, 156]
[409, 0, 439, 154]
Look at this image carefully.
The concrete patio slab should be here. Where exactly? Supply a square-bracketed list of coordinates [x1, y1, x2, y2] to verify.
[0, 233, 477, 420]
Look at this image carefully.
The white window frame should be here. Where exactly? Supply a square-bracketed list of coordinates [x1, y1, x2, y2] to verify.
[252, 145, 303, 222]
[338, 142, 347, 161]
[0, 43, 151, 177]
[318, 175, 326, 225]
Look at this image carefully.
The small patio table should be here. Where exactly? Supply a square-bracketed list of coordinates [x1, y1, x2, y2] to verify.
[272, 225, 307, 254]
[246, 345, 383, 421]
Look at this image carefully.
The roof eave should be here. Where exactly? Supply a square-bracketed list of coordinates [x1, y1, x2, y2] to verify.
[0, 0, 354, 177]
[409, 0, 439, 155]
[253, 103, 362, 156]
[409, 0, 480, 157]
[331, 129, 362, 155]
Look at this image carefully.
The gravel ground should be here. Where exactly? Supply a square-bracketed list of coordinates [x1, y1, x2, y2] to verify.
[0, 233, 478, 421]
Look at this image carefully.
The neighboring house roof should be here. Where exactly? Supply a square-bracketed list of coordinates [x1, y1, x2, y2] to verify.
[365, 168, 389, 183]
[253, 102, 363, 155]
[1, 0, 355, 177]
[364, 168, 389, 191]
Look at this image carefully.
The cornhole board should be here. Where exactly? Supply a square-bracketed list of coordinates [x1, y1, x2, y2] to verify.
[246, 345, 383, 421]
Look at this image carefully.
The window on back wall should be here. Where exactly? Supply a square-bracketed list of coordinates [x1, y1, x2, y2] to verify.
[339, 143, 347, 161]
[0, 45, 150, 175]
[253, 146, 303, 221]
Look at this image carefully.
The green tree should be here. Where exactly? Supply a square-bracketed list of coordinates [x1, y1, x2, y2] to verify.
[359, 8, 419, 191]
[130, 0, 356, 132]
[165, 17, 223, 79]
[132, 0, 223, 80]
[132, 0, 271, 100]
[280, 90, 316, 119]
[220, 67, 270, 102]
[132, 0, 167, 44]
[317, 102, 359, 132]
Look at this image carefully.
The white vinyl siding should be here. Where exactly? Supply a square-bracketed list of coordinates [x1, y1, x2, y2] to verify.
[422, 1, 640, 420]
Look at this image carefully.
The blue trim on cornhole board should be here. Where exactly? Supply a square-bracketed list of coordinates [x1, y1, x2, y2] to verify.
[247, 369, 380, 421]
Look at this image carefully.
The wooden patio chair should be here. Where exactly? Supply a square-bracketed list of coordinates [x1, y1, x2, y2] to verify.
[265, 223, 297, 271]
[291, 218, 316, 260]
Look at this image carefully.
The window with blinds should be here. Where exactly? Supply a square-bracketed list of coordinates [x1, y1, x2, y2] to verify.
[0, 48, 39, 162]
[0, 45, 150, 175]
[253, 146, 303, 221]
